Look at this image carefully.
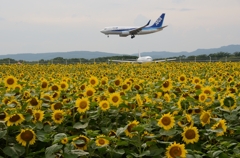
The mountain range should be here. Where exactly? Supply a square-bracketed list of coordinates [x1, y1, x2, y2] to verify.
[0, 45, 239, 61]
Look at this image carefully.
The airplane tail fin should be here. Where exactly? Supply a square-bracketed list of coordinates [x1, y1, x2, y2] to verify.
[151, 13, 165, 28]
[138, 52, 141, 58]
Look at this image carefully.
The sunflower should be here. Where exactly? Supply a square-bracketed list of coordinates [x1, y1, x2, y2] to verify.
[114, 77, 123, 87]
[50, 84, 61, 91]
[162, 79, 173, 92]
[192, 77, 201, 84]
[89, 76, 99, 87]
[27, 97, 42, 109]
[75, 97, 90, 113]
[182, 126, 200, 144]
[200, 110, 211, 126]
[72, 135, 89, 150]
[135, 94, 143, 106]
[134, 84, 142, 91]
[211, 119, 227, 137]
[164, 93, 171, 102]
[61, 137, 68, 144]
[198, 93, 207, 103]
[100, 77, 108, 85]
[5, 113, 25, 126]
[109, 92, 122, 107]
[4, 75, 17, 88]
[32, 110, 44, 123]
[16, 128, 36, 147]
[202, 86, 214, 96]
[194, 83, 202, 90]
[51, 102, 63, 111]
[14, 84, 22, 91]
[157, 113, 175, 130]
[0, 111, 8, 121]
[52, 110, 65, 124]
[125, 120, 139, 138]
[122, 84, 130, 91]
[41, 93, 53, 103]
[60, 81, 69, 90]
[220, 94, 237, 110]
[99, 100, 110, 111]
[95, 135, 110, 147]
[84, 86, 96, 97]
[40, 79, 49, 91]
[166, 142, 187, 158]
[178, 74, 187, 83]
[52, 91, 60, 100]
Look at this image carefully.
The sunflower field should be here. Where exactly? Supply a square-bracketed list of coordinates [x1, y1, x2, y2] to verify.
[1, 62, 240, 158]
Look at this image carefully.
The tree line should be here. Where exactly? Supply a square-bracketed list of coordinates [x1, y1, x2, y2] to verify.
[1, 52, 240, 64]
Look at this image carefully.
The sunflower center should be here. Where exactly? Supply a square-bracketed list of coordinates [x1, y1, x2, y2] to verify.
[163, 81, 170, 88]
[61, 84, 66, 89]
[98, 139, 105, 145]
[161, 117, 171, 126]
[55, 113, 63, 120]
[195, 85, 201, 89]
[108, 87, 115, 93]
[86, 90, 93, 96]
[9, 114, 20, 122]
[7, 78, 15, 85]
[21, 130, 34, 142]
[35, 113, 41, 120]
[200, 95, 206, 101]
[169, 146, 182, 158]
[127, 124, 136, 132]
[30, 98, 38, 106]
[80, 85, 86, 90]
[52, 85, 59, 91]
[112, 96, 119, 103]
[42, 82, 47, 88]
[0, 112, 6, 120]
[102, 103, 108, 108]
[101, 80, 106, 85]
[194, 79, 199, 83]
[204, 90, 211, 95]
[180, 76, 185, 81]
[90, 80, 96, 85]
[54, 103, 63, 110]
[115, 80, 120, 86]
[80, 101, 87, 109]
[185, 129, 196, 139]
[195, 109, 201, 114]
[53, 92, 59, 99]
[202, 113, 210, 123]
[122, 84, 128, 90]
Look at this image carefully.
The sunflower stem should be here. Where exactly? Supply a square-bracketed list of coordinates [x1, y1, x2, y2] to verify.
[25, 142, 29, 156]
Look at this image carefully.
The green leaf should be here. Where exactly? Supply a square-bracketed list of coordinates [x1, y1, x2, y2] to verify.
[53, 133, 67, 144]
[70, 149, 89, 156]
[113, 149, 125, 155]
[116, 140, 129, 146]
[36, 130, 48, 142]
[219, 152, 228, 158]
[36, 122, 43, 129]
[0, 130, 7, 139]
[45, 144, 63, 157]
[213, 150, 223, 157]
[3, 144, 25, 158]
[148, 145, 164, 156]
[116, 125, 128, 137]
[159, 128, 176, 136]
[73, 122, 88, 129]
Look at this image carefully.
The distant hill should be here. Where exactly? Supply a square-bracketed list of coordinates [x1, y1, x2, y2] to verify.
[133, 45, 240, 59]
[0, 45, 239, 61]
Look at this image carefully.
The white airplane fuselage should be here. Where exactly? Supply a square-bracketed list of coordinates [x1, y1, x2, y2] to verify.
[101, 26, 164, 37]
[136, 56, 153, 62]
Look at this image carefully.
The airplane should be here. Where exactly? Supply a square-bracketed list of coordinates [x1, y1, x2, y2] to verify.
[109, 52, 176, 63]
[100, 13, 167, 39]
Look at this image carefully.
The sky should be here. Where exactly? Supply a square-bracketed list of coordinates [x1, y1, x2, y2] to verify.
[0, 0, 240, 55]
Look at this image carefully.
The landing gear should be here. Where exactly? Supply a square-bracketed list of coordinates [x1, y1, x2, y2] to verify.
[131, 35, 135, 39]
[107, 35, 109, 38]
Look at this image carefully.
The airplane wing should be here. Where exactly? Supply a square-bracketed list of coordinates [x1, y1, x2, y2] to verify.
[154, 58, 176, 63]
[108, 59, 137, 63]
[129, 20, 151, 35]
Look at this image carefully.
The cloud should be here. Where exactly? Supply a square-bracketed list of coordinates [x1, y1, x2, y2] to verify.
[0, 17, 5, 21]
